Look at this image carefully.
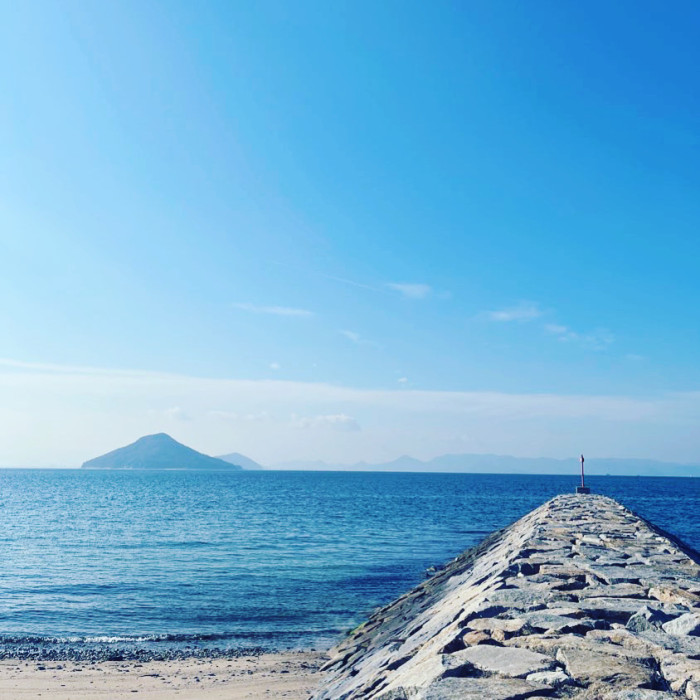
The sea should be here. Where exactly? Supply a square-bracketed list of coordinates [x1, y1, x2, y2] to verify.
[0, 470, 698, 659]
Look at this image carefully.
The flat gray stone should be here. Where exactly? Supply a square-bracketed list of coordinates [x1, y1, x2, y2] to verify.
[519, 612, 594, 635]
[570, 597, 653, 622]
[577, 583, 647, 599]
[582, 565, 649, 584]
[555, 646, 656, 686]
[662, 612, 700, 636]
[600, 690, 677, 699]
[447, 645, 555, 678]
[637, 628, 700, 657]
[659, 654, 700, 694]
[525, 670, 571, 687]
[422, 677, 549, 700]
[484, 589, 549, 611]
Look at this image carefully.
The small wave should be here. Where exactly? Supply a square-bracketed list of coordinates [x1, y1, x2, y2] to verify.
[109, 541, 214, 550]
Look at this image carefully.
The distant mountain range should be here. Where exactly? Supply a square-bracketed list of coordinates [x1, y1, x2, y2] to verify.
[80, 435, 700, 477]
[82, 433, 243, 471]
[271, 453, 700, 477]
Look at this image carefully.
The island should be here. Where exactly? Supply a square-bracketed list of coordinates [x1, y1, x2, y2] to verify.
[81, 433, 244, 470]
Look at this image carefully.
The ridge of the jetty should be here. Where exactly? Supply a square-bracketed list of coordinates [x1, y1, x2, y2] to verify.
[314, 494, 700, 700]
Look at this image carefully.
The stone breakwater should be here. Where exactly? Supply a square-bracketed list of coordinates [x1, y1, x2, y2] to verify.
[314, 494, 700, 700]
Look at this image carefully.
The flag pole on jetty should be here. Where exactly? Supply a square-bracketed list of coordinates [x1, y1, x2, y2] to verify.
[576, 453, 591, 494]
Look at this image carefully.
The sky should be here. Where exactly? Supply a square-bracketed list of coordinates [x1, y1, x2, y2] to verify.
[1, 1, 700, 467]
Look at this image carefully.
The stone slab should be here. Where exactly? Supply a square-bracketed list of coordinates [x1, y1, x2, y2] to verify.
[447, 645, 555, 678]
[421, 677, 549, 700]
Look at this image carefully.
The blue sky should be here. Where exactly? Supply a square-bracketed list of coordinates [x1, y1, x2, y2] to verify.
[1, 1, 699, 466]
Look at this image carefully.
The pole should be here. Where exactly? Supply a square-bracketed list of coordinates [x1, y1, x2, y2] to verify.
[576, 454, 590, 493]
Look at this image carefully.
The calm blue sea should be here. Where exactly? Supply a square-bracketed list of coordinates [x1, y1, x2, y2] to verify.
[0, 470, 698, 657]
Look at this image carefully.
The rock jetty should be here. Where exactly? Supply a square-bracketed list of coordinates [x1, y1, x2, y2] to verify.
[314, 494, 700, 699]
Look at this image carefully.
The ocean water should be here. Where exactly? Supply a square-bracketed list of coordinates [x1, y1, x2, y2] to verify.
[0, 470, 698, 657]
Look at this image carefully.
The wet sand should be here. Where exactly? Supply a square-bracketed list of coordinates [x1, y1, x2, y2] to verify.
[0, 651, 325, 699]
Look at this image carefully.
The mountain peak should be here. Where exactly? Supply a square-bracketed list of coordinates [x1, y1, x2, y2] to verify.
[136, 432, 176, 442]
[81, 434, 242, 471]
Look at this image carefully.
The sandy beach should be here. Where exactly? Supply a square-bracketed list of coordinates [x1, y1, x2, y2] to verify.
[0, 651, 325, 699]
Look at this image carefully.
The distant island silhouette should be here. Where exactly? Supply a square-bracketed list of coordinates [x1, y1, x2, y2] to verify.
[81, 433, 244, 471]
[217, 452, 263, 470]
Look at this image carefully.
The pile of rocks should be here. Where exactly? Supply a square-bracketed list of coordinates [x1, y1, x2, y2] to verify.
[314, 494, 700, 699]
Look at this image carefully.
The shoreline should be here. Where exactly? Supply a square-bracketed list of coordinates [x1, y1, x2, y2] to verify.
[0, 644, 309, 663]
[0, 645, 273, 663]
[0, 649, 327, 699]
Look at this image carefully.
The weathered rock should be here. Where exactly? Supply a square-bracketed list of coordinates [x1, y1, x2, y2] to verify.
[445, 645, 555, 678]
[578, 583, 648, 599]
[518, 611, 594, 635]
[659, 653, 700, 694]
[420, 677, 549, 700]
[598, 690, 677, 699]
[569, 597, 656, 623]
[650, 586, 700, 607]
[662, 612, 700, 637]
[627, 605, 677, 632]
[555, 645, 658, 687]
[582, 565, 651, 585]
[525, 669, 571, 687]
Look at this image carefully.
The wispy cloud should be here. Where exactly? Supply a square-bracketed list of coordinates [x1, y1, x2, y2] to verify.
[339, 330, 380, 348]
[485, 301, 543, 322]
[340, 330, 362, 343]
[165, 406, 191, 421]
[545, 324, 614, 350]
[270, 362, 281, 371]
[291, 413, 361, 431]
[209, 410, 270, 422]
[386, 283, 433, 300]
[148, 406, 192, 421]
[232, 302, 313, 317]
[484, 303, 614, 351]
[319, 273, 381, 293]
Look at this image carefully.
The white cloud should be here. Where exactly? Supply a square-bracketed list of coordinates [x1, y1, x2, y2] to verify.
[545, 324, 614, 350]
[339, 330, 379, 348]
[544, 323, 569, 335]
[483, 304, 614, 351]
[232, 302, 313, 317]
[210, 410, 270, 422]
[485, 302, 543, 322]
[398, 377, 408, 384]
[270, 362, 281, 371]
[319, 273, 380, 292]
[291, 413, 361, 432]
[164, 406, 191, 421]
[387, 283, 432, 299]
